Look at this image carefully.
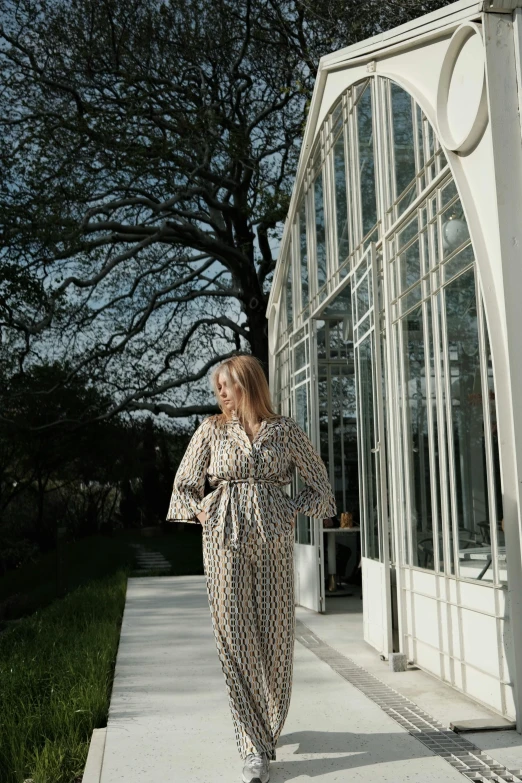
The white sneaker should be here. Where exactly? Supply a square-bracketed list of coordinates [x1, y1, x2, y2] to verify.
[242, 751, 270, 783]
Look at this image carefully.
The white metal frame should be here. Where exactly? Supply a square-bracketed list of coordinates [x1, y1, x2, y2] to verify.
[268, 0, 522, 726]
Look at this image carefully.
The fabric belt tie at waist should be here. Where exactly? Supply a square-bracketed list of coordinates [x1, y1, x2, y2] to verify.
[209, 476, 291, 550]
[218, 477, 281, 485]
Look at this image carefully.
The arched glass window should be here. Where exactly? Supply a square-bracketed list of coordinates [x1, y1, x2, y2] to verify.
[298, 200, 308, 315]
[285, 249, 293, 329]
[276, 76, 503, 580]
[356, 83, 378, 242]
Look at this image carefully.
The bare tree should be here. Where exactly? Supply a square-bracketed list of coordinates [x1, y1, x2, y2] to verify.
[0, 0, 454, 427]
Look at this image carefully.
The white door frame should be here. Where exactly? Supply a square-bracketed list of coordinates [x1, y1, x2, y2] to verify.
[355, 244, 394, 656]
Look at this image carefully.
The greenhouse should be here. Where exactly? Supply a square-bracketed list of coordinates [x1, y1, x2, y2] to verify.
[267, 0, 522, 727]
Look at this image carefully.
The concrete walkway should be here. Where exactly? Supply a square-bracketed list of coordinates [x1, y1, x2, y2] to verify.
[89, 575, 522, 783]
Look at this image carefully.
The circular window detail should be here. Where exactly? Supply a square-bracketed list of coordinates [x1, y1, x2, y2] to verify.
[436, 22, 488, 154]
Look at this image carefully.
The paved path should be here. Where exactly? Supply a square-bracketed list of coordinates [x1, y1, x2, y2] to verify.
[94, 575, 522, 782]
[128, 543, 171, 574]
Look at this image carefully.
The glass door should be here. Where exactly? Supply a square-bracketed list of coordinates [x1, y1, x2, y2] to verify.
[353, 243, 394, 655]
[314, 281, 358, 611]
[291, 323, 323, 612]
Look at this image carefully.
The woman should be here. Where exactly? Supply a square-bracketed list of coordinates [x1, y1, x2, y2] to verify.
[167, 355, 336, 783]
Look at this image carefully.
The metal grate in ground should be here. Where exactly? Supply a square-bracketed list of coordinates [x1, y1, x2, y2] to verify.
[295, 619, 522, 783]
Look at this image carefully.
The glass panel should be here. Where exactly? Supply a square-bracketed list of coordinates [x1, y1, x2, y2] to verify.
[355, 256, 367, 286]
[443, 243, 474, 284]
[379, 324, 391, 566]
[295, 340, 306, 371]
[438, 148, 449, 173]
[363, 225, 380, 252]
[416, 104, 425, 172]
[322, 282, 352, 318]
[441, 199, 470, 258]
[435, 290, 454, 574]
[330, 373, 343, 522]
[397, 304, 435, 570]
[398, 239, 422, 294]
[317, 290, 358, 534]
[392, 321, 407, 564]
[295, 384, 312, 544]
[391, 83, 416, 201]
[357, 85, 378, 238]
[400, 282, 422, 314]
[390, 257, 398, 302]
[355, 80, 368, 101]
[430, 218, 440, 269]
[316, 320, 326, 360]
[299, 200, 309, 310]
[444, 268, 492, 580]
[426, 121, 435, 162]
[340, 366, 359, 522]
[310, 139, 321, 179]
[334, 132, 350, 265]
[441, 179, 458, 207]
[332, 100, 343, 140]
[426, 298, 444, 571]
[318, 365, 331, 470]
[419, 228, 429, 278]
[358, 335, 380, 561]
[397, 184, 417, 217]
[356, 274, 370, 322]
[484, 317, 505, 583]
[286, 257, 293, 328]
[398, 214, 419, 250]
[329, 321, 345, 360]
[314, 170, 327, 290]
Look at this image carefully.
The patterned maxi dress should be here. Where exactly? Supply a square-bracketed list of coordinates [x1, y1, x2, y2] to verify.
[167, 411, 336, 761]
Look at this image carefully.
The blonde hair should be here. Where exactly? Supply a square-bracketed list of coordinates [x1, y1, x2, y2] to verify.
[210, 355, 280, 427]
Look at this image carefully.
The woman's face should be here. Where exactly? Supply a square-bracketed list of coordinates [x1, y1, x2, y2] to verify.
[216, 372, 239, 412]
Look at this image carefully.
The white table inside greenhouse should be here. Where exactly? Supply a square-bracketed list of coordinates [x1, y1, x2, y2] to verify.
[458, 546, 506, 580]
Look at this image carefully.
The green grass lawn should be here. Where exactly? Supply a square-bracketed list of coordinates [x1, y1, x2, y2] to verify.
[0, 570, 128, 783]
[0, 527, 205, 782]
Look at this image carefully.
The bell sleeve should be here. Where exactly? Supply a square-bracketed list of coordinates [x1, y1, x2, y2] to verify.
[166, 416, 213, 523]
[287, 417, 337, 519]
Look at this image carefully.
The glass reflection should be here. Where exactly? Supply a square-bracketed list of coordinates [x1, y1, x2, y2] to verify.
[317, 287, 359, 529]
[357, 86, 378, 238]
[334, 132, 350, 265]
[391, 84, 416, 205]
[397, 304, 435, 569]
[444, 268, 492, 579]
[314, 171, 327, 291]
[356, 273, 370, 321]
[483, 317, 505, 583]
[443, 244, 474, 284]
[295, 384, 312, 544]
[333, 369, 358, 519]
[316, 319, 327, 360]
[427, 298, 445, 572]
[398, 238, 421, 293]
[416, 104, 425, 171]
[441, 199, 470, 259]
[358, 336, 380, 560]
[286, 257, 293, 328]
[299, 200, 309, 311]
[278, 74, 505, 595]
